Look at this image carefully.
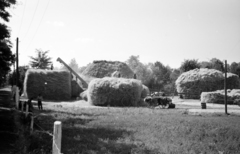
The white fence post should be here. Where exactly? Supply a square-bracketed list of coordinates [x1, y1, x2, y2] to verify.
[53, 121, 62, 154]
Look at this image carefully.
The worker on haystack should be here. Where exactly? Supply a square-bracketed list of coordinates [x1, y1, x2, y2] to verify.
[37, 94, 43, 110]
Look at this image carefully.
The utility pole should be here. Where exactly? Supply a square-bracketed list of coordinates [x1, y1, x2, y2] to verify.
[16, 37, 19, 87]
[15, 37, 19, 109]
[224, 60, 228, 115]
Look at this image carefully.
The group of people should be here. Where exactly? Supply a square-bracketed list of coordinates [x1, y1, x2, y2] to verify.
[12, 86, 44, 111]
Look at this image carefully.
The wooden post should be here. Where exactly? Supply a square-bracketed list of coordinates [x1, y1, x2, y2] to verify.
[21, 101, 24, 112]
[30, 116, 34, 132]
[25, 104, 29, 118]
[15, 87, 19, 109]
[52, 121, 62, 154]
[224, 60, 228, 115]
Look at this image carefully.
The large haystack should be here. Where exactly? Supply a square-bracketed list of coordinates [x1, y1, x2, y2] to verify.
[82, 60, 134, 78]
[175, 68, 240, 99]
[23, 69, 71, 100]
[87, 77, 143, 106]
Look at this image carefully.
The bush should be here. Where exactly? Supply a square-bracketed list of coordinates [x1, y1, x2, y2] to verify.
[87, 77, 143, 106]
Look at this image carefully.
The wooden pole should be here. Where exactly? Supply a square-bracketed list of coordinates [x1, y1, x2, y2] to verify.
[21, 101, 24, 112]
[15, 87, 19, 109]
[224, 60, 228, 115]
[52, 121, 62, 154]
[25, 104, 29, 118]
[30, 116, 34, 132]
[16, 38, 19, 87]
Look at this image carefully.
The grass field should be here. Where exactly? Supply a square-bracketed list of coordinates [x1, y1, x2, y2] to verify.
[25, 103, 240, 154]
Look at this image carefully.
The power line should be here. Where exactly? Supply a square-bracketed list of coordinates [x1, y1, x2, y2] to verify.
[17, 0, 28, 37]
[25, 0, 51, 52]
[22, 0, 40, 41]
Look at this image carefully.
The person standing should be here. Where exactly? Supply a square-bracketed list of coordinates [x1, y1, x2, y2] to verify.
[37, 94, 43, 110]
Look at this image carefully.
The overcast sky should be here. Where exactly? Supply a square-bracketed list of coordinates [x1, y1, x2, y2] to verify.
[7, 0, 240, 69]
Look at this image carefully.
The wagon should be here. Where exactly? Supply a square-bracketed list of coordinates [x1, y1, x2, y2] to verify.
[144, 96, 175, 109]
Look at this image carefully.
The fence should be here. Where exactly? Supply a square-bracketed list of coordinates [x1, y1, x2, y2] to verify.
[18, 95, 63, 154]
[0, 88, 63, 154]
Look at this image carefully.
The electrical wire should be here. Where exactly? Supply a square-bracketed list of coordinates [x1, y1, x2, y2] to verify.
[17, 0, 28, 37]
[22, 0, 40, 41]
[25, 0, 51, 52]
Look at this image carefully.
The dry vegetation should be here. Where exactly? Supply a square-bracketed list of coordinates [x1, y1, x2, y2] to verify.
[23, 69, 72, 100]
[20, 104, 240, 154]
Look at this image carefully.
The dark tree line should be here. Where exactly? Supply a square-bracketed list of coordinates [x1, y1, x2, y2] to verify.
[0, 0, 16, 86]
[126, 56, 240, 95]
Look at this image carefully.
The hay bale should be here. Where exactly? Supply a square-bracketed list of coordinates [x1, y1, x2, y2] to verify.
[82, 60, 134, 78]
[141, 85, 150, 98]
[80, 90, 88, 101]
[201, 89, 240, 104]
[87, 77, 143, 106]
[176, 68, 240, 99]
[201, 92, 226, 104]
[71, 80, 84, 98]
[23, 69, 71, 101]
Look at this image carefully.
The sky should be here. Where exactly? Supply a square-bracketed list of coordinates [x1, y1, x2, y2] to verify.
[6, 0, 240, 69]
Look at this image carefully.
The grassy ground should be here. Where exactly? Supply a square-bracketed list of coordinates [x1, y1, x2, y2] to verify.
[25, 104, 240, 154]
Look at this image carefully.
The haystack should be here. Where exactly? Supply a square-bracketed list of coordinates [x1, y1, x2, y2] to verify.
[201, 89, 240, 104]
[71, 80, 84, 98]
[23, 69, 71, 100]
[176, 68, 240, 99]
[82, 60, 134, 78]
[141, 85, 150, 98]
[87, 77, 143, 106]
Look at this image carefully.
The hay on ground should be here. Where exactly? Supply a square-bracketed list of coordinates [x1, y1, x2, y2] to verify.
[201, 89, 240, 104]
[87, 77, 143, 106]
[80, 90, 88, 101]
[23, 69, 71, 101]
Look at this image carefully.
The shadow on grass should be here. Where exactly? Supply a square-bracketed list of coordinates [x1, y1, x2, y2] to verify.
[31, 109, 155, 154]
[62, 124, 154, 154]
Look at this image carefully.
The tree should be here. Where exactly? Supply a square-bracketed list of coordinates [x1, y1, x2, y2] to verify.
[29, 49, 52, 69]
[210, 58, 224, 72]
[126, 55, 153, 85]
[180, 59, 200, 72]
[61, 58, 79, 72]
[199, 61, 212, 69]
[0, 0, 16, 86]
[230, 62, 238, 74]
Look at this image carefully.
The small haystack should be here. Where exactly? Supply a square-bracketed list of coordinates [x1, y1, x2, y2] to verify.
[23, 69, 72, 100]
[201, 89, 240, 104]
[87, 77, 143, 106]
[82, 60, 134, 78]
